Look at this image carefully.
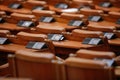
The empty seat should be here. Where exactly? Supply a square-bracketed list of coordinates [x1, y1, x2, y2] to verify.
[32, 10, 56, 20]
[32, 10, 67, 33]
[70, 0, 94, 9]
[80, 9, 104, 17]
[64, 57, 116, 80]
[51, 29, 109, 55]
[22, 0, 49, 12]
[0, 0, 30, 14]
[0, 31, 54, 54]
[80, 8, 119, 31]
[93, 0, 120, 13]
[76, 49, 116, 59]
[71, 29, 103, 39]
[48, 0, 75, 14]
[36, 12, 87, 33]
[36, 25, 66, 34]
[48, 0, 94, 14]
[0, 33, 55, 76]
[14, 31, 47, 44]
[60, 13, 85, 21]
[0, 13, 37, 34]
[80, 9, 118, 32]
[10, 12, 35, 21]
[16, 32, 55, 53]
[0, 0, 48, 14]
[8, 50, 64, 80]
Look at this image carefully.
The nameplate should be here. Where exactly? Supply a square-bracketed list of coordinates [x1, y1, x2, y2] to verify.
[0, 37, 9, 45]
[116, 19, 120, 24]
[99, 2, 112, 8]
[48, 34, 64, 41]
[68, 20, 84, 27]
[32, 6, 44, 10]
[104, 32, 116, 39]
[0, 18, 5, 23]
[82, 38, 103, 45]
[88, 16, 102, 22]
[17, 20, 35, 27]
[8, 3, 22, 9]
[39, 16, 55, 23]
[94, 58, 115, 67]
[55, 3, 68, 9]
[26, 41, 48, 50]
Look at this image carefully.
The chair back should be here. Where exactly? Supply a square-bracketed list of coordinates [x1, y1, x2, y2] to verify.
[8, 50, 63, 80]
[64, 57, 116, 80]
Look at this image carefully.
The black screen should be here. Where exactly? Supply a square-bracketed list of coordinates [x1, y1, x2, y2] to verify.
[0, 37, 9, 44]
[48, 34, 64, 41]
[82, 38, 103, 45]
[39, 16, 55, 23]
[8, 3, 22, 9]
[17, 20, 35, 27]
[88, 16, 102, 22]
[26, 41, 48, 50]
[99, 2, 112, 8]
[32, 6, 44, 10]
[68, 20, 84, 27]
[55, 3, 68, 9]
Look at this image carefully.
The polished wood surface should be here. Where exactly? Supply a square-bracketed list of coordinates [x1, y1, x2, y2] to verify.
[0, 0, 120, 79]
